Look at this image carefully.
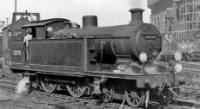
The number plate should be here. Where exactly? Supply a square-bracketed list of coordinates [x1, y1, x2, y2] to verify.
[13, 50, 21, 56]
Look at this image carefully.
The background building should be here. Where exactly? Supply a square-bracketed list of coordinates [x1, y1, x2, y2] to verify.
[148, 0, 174, 33]
[148, 0, 200, 53]
[148, 0, 200, 41]
[0, 21, 5, 57]
[0, 21, 5, 35]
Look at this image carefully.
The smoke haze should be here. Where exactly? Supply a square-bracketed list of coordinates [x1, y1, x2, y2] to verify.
[0, 0, 151, 27]
[129, 0, 145, 8]
[16, 77, 30, 95]
[129, 0, 151, 23]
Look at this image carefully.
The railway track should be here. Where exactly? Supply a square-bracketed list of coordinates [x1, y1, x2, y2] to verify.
[0, 78, 17, 93]
[0, 74, 127, 109]
[29, 89, 130, 109]
[0, 81, 198, 109]
[167, 104, 197, 109]
[182, 62, 200, 72]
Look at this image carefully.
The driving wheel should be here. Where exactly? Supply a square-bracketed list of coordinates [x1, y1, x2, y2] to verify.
[40, 78, 57, 93]
[125, 90, 145, 108]
[101, 87, 113, 103]
[66, 84, 86, 98]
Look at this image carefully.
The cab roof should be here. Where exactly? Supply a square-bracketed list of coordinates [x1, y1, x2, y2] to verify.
[21, 18, 70, 28]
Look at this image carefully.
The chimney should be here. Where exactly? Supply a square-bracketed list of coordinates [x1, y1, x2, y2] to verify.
[82, 15, 98, 28]
[129, 8, 144, 25]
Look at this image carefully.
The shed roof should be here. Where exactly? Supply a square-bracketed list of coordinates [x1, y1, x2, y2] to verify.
[3, 17, 30, 31]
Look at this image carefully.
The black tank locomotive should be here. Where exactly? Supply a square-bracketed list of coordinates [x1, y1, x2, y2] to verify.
[9, 8, 192, 108]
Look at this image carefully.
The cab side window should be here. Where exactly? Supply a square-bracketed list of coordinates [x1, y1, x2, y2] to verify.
[31, 28, 36, 39]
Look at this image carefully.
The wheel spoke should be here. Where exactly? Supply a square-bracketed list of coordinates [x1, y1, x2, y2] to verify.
[40, 78, 57, 93]
[134, 98, 140, 105]
[66, 84, 86, 98]
[125, 90, 145, 108]
[101, 87, 113, 103]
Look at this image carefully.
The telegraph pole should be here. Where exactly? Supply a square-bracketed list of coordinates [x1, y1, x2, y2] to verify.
[15, 0, 17, 12]
[6, 18, 9, 26]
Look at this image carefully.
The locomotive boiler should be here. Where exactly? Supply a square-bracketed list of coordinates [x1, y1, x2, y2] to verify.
[57, 9, 162, 66]
[9, 8, 192, 108]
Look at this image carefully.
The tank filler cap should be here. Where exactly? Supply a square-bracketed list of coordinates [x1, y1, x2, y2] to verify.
[82, 15, 98, 28]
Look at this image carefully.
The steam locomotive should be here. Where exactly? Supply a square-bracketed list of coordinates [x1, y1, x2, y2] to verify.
[6, 8, 192, 108]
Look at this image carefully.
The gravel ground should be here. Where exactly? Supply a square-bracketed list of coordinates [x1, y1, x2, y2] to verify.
[0, 84, 128, 109]
[0, 67, 134, 109]
[0, 91, 50, 109]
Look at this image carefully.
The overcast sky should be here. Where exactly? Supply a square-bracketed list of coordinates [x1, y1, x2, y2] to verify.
[0, 0, 150, 27]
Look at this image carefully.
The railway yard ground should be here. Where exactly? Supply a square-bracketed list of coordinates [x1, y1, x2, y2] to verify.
[0, 64, 200, 109]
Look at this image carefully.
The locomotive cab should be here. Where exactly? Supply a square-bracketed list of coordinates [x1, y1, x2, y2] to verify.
[21, 18, 72, 39]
